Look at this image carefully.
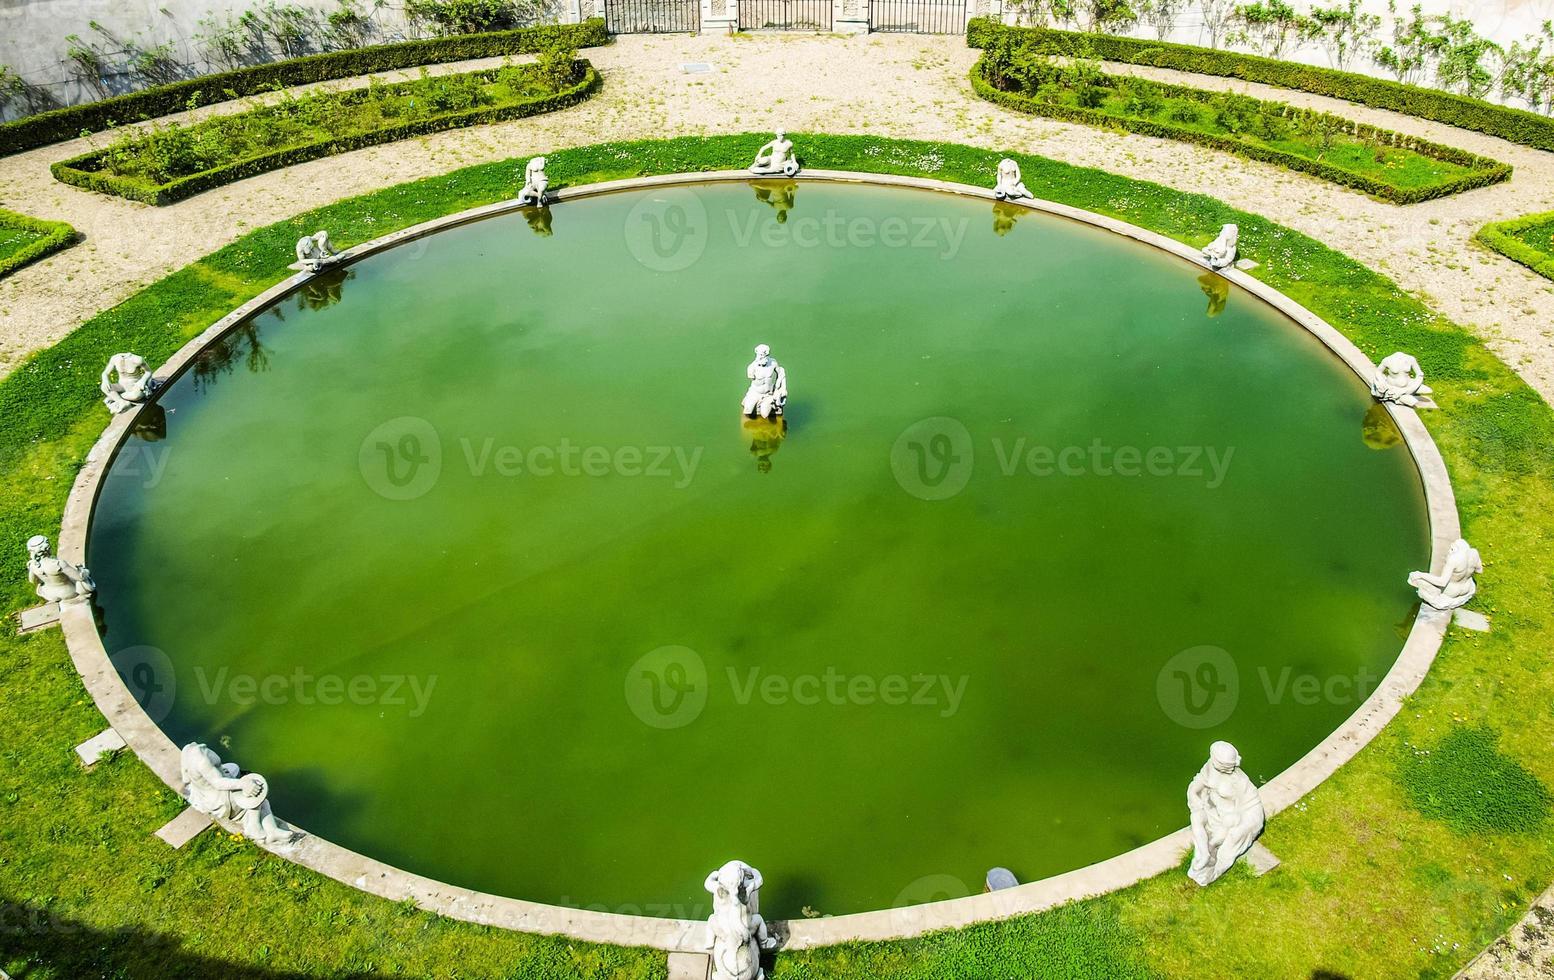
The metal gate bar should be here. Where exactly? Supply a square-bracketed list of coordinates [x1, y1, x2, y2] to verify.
[606, 0, 701, 33]
[738, 0, 833, 30]
[868, 0, 964, 32]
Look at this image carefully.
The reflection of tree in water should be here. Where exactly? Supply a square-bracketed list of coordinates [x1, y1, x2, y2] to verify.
[1361, 402, 1403, 450]
[1198, 271, 1230, 318]
[743, 416, 787, 474]
[752, 181, 797, 224]
[191, 321, 272, 391]
[992, 202, 1023, 237]
[523, 205, 554, 237]
[296, 268, 353, 311]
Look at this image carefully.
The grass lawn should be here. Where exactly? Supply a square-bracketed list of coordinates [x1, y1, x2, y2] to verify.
[971, 36, 1510, 204]
[1477, 211, 1554, 282]
[0, 225, 46, 265]
[3, 134, 1552, 979]
[0, 209, 76, 279]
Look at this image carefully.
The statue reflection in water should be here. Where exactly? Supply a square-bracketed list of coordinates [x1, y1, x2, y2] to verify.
[522, 205, 554, 237]
[1198, 271, 1229, 318]
[743, 415, 786, 474]
[298, 268, 353, 311]
[752, 180, 797, 224]
[992, 202, 1023, 237]
[1360, 402, 1403, 450]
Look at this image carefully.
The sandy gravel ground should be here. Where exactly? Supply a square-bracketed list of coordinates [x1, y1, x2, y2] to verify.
[1459, 885, 1554, 979]
[1, 33, 1552, 400]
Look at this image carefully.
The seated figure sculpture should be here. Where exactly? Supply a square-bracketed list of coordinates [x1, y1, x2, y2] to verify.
[992, 158, 1032, 200]
[100, 352, 158, 414]
[703, 860, 776, 980]
[517, 156, 549, 206]
[1370, 351, 1434, 407]
[1202, 224, 1238, 270]
[1408, 537, 1482, 611]
[25, 535, 94, 604]
[741, 344, 787, 420]
[750, 131, 800, 177]
[1186, 740, 1264, 886]
[295, 230, 341, 272]
[180, 742, 300, 845]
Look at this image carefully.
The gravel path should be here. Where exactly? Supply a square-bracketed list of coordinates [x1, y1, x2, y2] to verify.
[1, 32, 1552, 400]
[1459, 885, 1554, 979]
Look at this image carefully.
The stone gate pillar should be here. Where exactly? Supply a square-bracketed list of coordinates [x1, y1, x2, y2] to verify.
[834, 0, 868, 33]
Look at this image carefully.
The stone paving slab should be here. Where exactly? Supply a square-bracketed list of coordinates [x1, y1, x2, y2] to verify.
[1245, 842, 1281, 877]
[74, 727, 126, 766]
[154, 807, 213, 849]
[1455, 608, 1492, 633]
[667, 951, 711, 980]
[16, 601, 60, 633]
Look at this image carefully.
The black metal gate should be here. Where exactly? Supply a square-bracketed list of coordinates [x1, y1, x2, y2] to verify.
[868, 0, 964, 32]
[738, 0, 832, 30]
[606, 0, 700, 32]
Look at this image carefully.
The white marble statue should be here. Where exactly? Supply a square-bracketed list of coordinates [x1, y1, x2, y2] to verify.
[99, 352, 158, 414]
[1202, 223, 1238, 270]
[516, 156, 549, 206]
[703, 860, 776, 980]
[741, 344, 787, 420]
[1408, 537, 1482, 611]
[993, 158, 1032, 201]
[1370, 351, 1434, 408]
[1186, 740, 1264, 886]
[749, 131, 800, 177]
[25, 535, 94, 604]
[180, 742, 300, 845]
[295, 230, 341, 272]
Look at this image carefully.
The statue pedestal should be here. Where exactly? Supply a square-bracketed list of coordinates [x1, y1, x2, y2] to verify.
[1245, 842, 1281, 876]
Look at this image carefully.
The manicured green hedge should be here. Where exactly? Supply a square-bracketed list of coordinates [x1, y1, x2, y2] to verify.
[967, 19, 1554, 153]
[0, 19, 608, 159]
[0, 209, 76, 279]
[50, 62, 599, 205]
[969, 55, 1510, 203]
[1476, 211, 1554, 281]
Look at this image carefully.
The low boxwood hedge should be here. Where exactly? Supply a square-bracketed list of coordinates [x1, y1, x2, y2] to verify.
[969, 52, 1510, 203]
[0, 19, 608, 159]
[0, 209, 77, 279]
[50, 61, 600, 205]
[1476, 211, 1554, 281]
[968, 19, 1554, 153]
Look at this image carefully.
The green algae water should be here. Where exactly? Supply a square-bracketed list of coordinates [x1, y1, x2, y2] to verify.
[88, 182, 1430, 919]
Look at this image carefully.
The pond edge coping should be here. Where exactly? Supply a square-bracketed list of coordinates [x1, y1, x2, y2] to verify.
[55, 168, 1459, 953]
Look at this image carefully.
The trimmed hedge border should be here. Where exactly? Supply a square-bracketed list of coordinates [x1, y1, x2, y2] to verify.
[50, 62, 600, 206]
[967, 19, 1554, 154]
[0, 209, 77, 279]
[1476, 212, 1554, 281]
[969, 56, 1510, 203]
[0, 19, 608, 159]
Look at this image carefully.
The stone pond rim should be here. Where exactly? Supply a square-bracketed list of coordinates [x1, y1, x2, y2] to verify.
[52, 169, 1461, 952]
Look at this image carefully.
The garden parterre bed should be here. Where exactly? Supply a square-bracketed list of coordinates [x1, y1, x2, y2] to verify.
[972, 34, 1511, 203]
